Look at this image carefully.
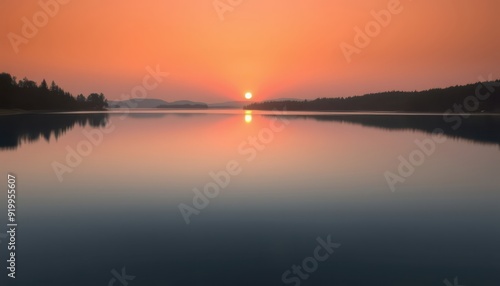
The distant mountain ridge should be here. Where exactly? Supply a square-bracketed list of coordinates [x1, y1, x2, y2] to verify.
[108, 99, 207, 109]
[108, 99, 167, 108]
[108, 99, 255, 109]
[108, 98, 304, 109]
[208, 101, 253, 109]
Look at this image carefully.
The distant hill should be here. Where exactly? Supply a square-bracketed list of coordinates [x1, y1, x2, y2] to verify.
[168, 100, 206, 106]
[109, 99, 207, 109]
[108, 99, 168, 108]
[108, 99, 306, 109]
[245, 81, 500, 113]
[208, 101, 254, 109]
[157, 101, 208, 109]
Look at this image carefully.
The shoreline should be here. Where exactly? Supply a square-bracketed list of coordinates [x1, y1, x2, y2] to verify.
[1, 108, 500, 116]
[243, 109, 500, 115]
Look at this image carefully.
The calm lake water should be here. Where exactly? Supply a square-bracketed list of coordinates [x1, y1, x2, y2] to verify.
[0, 110, 499, 286]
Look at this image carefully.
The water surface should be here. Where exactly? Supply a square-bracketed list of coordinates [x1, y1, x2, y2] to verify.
[0, 110, 499, 286]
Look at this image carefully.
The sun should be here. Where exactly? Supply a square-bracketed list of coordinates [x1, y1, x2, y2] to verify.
[245, 92, 253, 100]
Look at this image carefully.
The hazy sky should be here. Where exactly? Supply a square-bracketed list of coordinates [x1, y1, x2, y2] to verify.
[1, 0, 500, 103]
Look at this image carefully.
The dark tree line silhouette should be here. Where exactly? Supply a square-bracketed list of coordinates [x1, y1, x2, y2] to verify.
[245, 81, 500, 112]
[0, 72, 108, 111]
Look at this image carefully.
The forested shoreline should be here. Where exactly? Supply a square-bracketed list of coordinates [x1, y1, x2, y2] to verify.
[0, 72, 108, 111]
[245, 81, 500, 113]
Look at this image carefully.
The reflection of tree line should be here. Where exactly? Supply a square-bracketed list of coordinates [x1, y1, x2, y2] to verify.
[2, 112, 499, 150]
[0, 113, 108, 150]
[268, 114, 500, 146]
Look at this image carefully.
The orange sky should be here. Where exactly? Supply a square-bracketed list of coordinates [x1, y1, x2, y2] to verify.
[1, 0, 499, 103]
